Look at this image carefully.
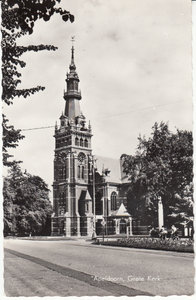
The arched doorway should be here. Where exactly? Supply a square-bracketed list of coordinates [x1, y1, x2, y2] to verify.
[120, 218, 127, 234]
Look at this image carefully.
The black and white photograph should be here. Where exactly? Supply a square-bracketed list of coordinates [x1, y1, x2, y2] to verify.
[2, 0, 195, 297]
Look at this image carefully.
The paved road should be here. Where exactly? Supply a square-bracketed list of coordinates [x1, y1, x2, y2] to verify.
[4, 239, 194, 296]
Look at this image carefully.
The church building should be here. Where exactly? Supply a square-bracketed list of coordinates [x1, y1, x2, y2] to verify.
[51, 45, 94, 236]
[51, 46, 145, 237]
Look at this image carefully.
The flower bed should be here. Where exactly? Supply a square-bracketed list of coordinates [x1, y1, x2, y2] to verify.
[99, 237, 194, 253]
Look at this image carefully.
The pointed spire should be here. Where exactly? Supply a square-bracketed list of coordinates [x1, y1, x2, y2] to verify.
[64, 38, 81, 119]
[71, 45, 74, 65]
[70, 36, 76, 71]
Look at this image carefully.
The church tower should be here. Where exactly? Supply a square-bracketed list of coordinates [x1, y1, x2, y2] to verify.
[51, 45, 94, 236]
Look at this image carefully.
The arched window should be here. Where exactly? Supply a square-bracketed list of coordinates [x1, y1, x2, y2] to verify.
[81, 166, 85, 179]
[78, 165, 80, 178]
[62, 167, 66, 179]
[80, 138, 83, 147]
[111, 191, 117, 211]
[84, 139, 88, 148]
[75, 137, 79, 146]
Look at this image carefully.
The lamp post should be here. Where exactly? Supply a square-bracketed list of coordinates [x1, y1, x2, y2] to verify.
[90, 155, 97, 239]
[102, 168, 110, 237]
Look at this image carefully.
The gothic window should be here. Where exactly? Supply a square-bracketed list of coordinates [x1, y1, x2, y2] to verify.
[81, 166, 85, 179]
[75, 137, 79, 146]
[111, 192, 117, 211]
[77, 153, 86, 180]
[84, 139, 88, 148]
[58, 166, 66, 181]
[78, 165, 80, 178]
[78, 152, 86, 162]
[80, 138, 83, 147]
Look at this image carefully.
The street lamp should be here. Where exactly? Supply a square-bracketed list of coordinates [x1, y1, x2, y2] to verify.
[89, 155, 97, 239]
[102, 167, 110, 237]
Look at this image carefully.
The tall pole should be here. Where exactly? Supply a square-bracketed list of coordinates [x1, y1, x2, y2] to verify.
[92, 156, 96, 238]
[102, 168, 110, 237]
[105, 182, 108, 235]
[102, 166, 110, 239]
[158, 196, 164, 230]
[102, 182, 105, 242]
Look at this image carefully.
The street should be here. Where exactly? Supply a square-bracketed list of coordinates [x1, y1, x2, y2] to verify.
[4, 238, 194, 296]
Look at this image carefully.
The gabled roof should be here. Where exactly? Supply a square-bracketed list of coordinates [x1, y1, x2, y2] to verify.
[112, 203, 130, 217]
[95, 155, 121, 183]
[85, 190, 92, 201]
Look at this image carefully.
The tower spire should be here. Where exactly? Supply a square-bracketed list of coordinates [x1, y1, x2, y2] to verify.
[71, 45, 74, 65]
[64, 38, 81, 119]
[70, 36, 76, 71]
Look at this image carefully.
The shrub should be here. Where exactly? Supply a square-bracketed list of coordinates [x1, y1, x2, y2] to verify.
[100, 237, 193, 252]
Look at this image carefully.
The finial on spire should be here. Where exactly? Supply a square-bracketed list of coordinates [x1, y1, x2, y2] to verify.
[70, 36, 75, 66]
[71, 36, 75, 46]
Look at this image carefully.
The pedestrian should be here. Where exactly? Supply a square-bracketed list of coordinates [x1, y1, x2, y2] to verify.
[171, 225, 178, 240]
[159, 226, 167, 240]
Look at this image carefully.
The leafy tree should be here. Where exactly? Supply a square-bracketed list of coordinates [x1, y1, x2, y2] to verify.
[2, 0, 74, 166]
[122, 122, 193, 227]
[3, 163, 52, 236]
[2, 114, 24, 166]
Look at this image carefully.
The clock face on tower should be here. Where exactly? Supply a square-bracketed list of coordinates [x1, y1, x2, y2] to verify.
[78, 152, 86, 162]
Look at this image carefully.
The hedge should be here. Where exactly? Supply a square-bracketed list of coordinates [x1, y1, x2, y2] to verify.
[97, 237, 194, 253]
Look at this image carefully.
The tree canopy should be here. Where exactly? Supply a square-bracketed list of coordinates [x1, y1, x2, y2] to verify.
[122, 122, 193, 228]
[2, 0, 74, 166]
[3, 163, 52, 236]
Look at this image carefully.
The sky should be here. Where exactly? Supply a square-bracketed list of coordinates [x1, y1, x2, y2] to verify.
[3, 0, 192, 195]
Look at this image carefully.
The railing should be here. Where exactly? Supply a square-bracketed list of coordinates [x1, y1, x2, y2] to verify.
[64, 90, 81, 98]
